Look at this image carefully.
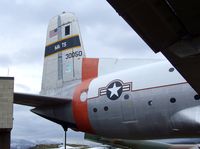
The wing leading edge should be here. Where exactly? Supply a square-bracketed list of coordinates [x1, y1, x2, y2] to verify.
[107, 0, 200, 95]
[14, 93, 70, 107]
[85, 133, 199, 149]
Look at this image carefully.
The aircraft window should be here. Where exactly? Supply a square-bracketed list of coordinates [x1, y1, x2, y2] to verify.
[194, 94, 200, 100]
[170, 98, 176, 103]
[65, 25, 70, 36]
[80, 92, 87, 102]
[148, 100, 152, 106]
[93, 108, 97, 113]
[124, 94, 129, 100]
[169, 68, 175, 72]
[104, 106, 108, 111]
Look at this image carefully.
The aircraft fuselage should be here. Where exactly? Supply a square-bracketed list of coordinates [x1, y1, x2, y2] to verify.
[72, 59, 200, 139]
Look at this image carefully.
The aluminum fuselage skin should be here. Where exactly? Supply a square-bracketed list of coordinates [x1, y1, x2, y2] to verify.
[86, 61, 200, 139]
[37, 58, 200, 140]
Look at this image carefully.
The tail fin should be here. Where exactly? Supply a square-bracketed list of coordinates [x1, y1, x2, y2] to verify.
[41, 12, 85, 92]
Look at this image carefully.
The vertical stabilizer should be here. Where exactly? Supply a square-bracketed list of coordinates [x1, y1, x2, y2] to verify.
[41, 12, 85, 93]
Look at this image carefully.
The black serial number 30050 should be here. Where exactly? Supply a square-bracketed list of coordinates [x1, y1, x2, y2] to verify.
[66, 51, 83, 59]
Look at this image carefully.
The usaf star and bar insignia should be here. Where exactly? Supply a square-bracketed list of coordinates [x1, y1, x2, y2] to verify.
[99, 80, 132, 100]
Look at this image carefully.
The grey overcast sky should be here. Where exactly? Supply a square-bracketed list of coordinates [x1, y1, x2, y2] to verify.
[0, 0, 165, 144]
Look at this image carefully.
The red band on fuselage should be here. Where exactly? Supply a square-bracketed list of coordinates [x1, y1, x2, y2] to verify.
[72, 58, 99, 133]
[82, 58, 99, 81]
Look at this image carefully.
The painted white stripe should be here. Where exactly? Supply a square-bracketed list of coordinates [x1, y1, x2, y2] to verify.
[123, 87, 130, 90]
[123, 85, 130, 88]
[100, 92, 106, 96]
[100, 89, 107, 92]
[123, 88, 130, 91]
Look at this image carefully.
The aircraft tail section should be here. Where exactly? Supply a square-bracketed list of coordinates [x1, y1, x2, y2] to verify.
[41, 12, 85, 94]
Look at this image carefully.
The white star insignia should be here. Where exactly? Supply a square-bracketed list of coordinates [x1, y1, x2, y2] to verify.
[108, 83, 122, 98]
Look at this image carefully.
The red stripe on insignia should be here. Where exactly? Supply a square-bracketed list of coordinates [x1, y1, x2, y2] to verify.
[72, 58, 99, 133]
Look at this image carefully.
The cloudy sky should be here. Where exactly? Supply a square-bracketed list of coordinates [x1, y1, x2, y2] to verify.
[0, 0, 165, 145]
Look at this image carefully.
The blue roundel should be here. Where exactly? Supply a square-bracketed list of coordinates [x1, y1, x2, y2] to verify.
[106, 81, 123, 100]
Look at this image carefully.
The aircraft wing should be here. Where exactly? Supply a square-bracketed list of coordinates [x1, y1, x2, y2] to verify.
[14, 92, 70, 107]
[85, 133, 199, 149]
[107, 0, 200, 94]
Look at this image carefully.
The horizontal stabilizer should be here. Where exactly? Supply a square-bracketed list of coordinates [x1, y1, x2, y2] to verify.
[14, 93, 70, 107]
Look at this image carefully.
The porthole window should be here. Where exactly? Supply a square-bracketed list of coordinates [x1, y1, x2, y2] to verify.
[169, 68, 175, 72]
[170, 98, 176, 103]
[104, 106, 108, 111]
[80, 91, 87, 102]
[93, 108, 97, 113]
[194, 94, 200, 100]
[148, 100, 153, 106]
[124, 94, 129, 100]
